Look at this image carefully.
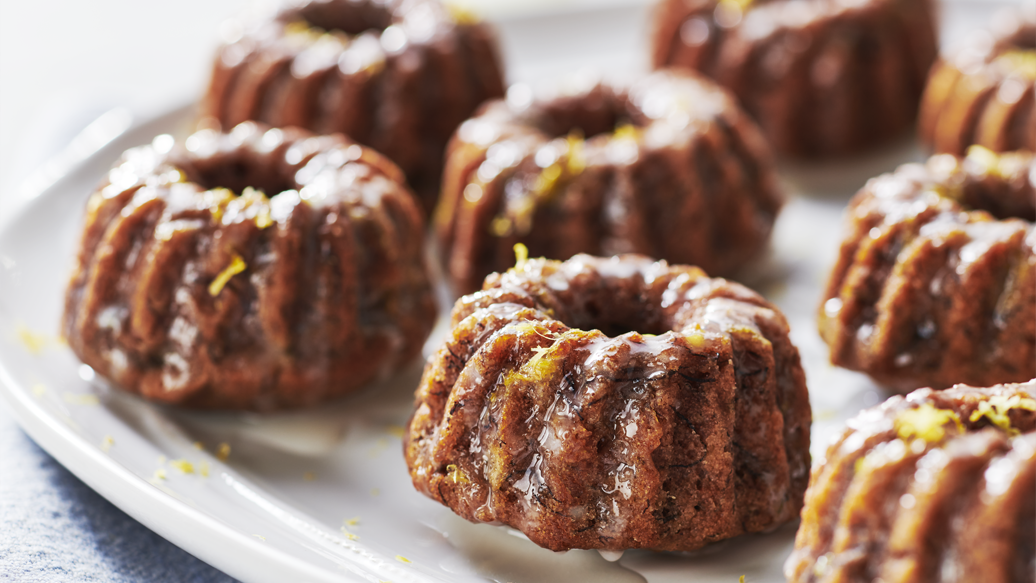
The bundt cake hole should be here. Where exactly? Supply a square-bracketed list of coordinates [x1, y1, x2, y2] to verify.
[187, 159, 297, 198]
[292, 1, 393, 37]
[555, 292, 669, 337]
[538, 91, 646, 141]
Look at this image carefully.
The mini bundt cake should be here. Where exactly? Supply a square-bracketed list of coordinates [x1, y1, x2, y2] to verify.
[651, 0, 938, 157]
[818, 147, 1036, 392]
[63, 122, 436, 410]
[786, 380, 1036, 583]
[404, 253, 811, 552]
[201, 0, 506, 214]
[919, 9, 1036, 155]
[435, 69, 784, 294]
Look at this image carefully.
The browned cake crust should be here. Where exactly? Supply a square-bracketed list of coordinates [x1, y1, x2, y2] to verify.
[200, 0, 506, 214]
[436, 69, 783, 294]
[63, 122, 436, 410]
[651, 0, 938, 158]
[819, 148, 1036, 392]
[404, 254, 811, 552]
[786, 380, 1036, 583]
[919, 10, 1036, 155]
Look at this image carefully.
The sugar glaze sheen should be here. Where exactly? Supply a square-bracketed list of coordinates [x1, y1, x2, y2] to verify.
[405, 253, 812, 553]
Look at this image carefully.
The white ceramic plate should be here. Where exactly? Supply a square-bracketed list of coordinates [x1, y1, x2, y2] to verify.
[0, 2, 1019, 582]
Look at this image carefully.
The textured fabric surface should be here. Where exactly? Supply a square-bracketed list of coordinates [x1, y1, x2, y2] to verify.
[0, 402, 238, 582]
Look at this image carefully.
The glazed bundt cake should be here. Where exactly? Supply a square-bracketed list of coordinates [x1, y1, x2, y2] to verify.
[201, 0, 506, 214]
[404, 253, 811, 552]
[651, 0, 938, 157]
[919, 9, 1036, 155]
[63, 122, 436, 410]
[436, 69, 783, 294]
[786, 380, 1036, 583]
[818, 147, 1036, 392]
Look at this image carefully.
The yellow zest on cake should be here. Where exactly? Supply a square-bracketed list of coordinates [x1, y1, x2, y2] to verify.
[613, 123, 640, 142]
[993, 49, 1036, 79]
[969, 394, 1036, 436]
[445, 3, 481, 25]
[216, 442, 232, 461]
[446, 463, 470, 484]
[720, 0, 754, 12]
[966, 145, 1008, 178]
[205, 188, 236, 223]
[894, 404, 963, 443]
[513, 243, 529, 268]
[209, 255, 247, 297]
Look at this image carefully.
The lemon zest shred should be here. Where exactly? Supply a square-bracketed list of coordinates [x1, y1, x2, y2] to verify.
[216, 442, 231, 461]
[169, 459, 195, 474]
[895, 404, 963, 443]
[613, 123, 640, 142]
[340, 526, 360, 541]
[966, 145, 1007, 178]
[994, 49, 1036, 79]
[445, 3, 480, 25]
[513, 243, 529, 268]
[17, 325, 48, 354]
[565, 131, 586, 175]
[395, 555, 411, 564]
[208, 255, 247, 297]
[720, 0, 754, 10]
[255, 206, 273, 229]
[446, 463, 470, 484]
[491, 217, 513, 237]
[206, 188, 235, 222]
[63, 393, 100, 406]
[969, 395, 1036, 436]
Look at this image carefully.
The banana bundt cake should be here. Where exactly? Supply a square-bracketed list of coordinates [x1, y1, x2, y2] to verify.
[818, 147, 1036, 392]
[919, 9, 1036, 155]
[786, 380, 1036, 583]
[201, 0, 506, 214]
[436, 69, 783, 294]
[404, 253, 811, 552]
[651, 0, 938, 157]
[63, 122, 436, 410]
